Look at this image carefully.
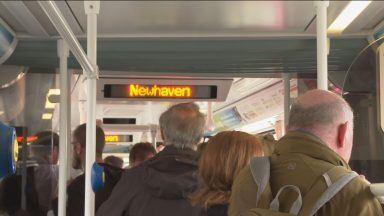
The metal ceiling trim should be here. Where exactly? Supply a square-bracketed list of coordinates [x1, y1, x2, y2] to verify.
[1, 1, 49, 37]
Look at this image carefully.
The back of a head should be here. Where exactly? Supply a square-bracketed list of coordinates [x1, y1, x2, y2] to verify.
[159, 102, 206, 149]
[73, 123, 105, 157]
[29, 131, 59, 161]
[288, 90, 353, 133]
[191, 131, 264, 208]
[287, 90, 354, 161]
[104, 155, 124, 168]
[129, 142, 156, 167]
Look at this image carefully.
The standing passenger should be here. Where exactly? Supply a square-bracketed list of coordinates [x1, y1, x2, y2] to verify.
[229, 90, 384, 216]
[29, 131, 59, 212]
[104, 155, 124, 169]
[190, 131, 263, 216]
[97, 102, 206, 216]
[57, 124, 122, 216]
[128, 142, 156, 168]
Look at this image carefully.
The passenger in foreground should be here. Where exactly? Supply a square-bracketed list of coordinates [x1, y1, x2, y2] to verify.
[97, 103, 205, 216]
[128, 142, 156, 168]
[190, 131, 263, 216]
[229, 89, 384, 216]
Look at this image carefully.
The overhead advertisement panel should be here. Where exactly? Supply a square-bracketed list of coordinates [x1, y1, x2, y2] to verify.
[213, 79, 297, 132]
[97, 78, 232, 102]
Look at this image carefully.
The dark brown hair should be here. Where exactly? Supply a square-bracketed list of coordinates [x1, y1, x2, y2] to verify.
[73, 123, 105, 157]
[129, 142, 156, 164]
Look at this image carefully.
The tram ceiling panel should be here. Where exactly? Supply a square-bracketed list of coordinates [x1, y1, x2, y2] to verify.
[4, 38, 368, 76]
[66, 1, 315, 37]
[0, 1, 382, 38]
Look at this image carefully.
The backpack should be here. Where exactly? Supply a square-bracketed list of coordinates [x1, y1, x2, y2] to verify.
[247, 157, 358, 216]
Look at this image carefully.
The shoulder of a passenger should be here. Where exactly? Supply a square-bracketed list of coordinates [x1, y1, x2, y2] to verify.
[340, 176, 373, 197]
[340, 176, 374, 198]
[233, 166, 255, 188]
[333, 175, 383, 214]
[114, 165, 146, 189]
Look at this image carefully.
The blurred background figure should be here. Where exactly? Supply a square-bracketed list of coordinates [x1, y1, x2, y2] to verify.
[0, 166, 45, 216]
[29, 131, 59, 212]
[129, 142, 157, 168]
[104, 155, 124, 169]
[196, 142, 207, 158]
[257, 133, 277, 156]
[156, 142, 165, 152]
[191, 131, 264, 216]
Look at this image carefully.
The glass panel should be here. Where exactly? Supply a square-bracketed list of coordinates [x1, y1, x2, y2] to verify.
[0, 68, 60, 215]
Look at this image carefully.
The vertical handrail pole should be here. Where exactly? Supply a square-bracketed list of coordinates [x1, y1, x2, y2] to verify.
[283, 74, 290, 134]
[58, 39, 70, 216]
[20, 129, 27, 210]
[84, 2, 99, 216]
[315, 1, 329, 90]
[150, 126, 157, 149]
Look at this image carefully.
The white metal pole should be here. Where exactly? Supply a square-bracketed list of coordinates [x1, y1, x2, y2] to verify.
[84, 2, 99, 216]
[150, 126, 157, 148]
[315, 1, 329, 90]
[67, 70, 72, 181]
[38, 1, 97, 78]
[57, 39, 70, 216]
[283, 74, 290, 134]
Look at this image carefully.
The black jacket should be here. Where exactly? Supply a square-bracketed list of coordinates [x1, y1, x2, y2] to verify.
[52, 163, 122, 216]
[97, 145, 203, 216]
[205, 204, 228, 216]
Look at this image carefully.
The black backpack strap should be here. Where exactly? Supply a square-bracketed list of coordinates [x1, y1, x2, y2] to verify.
[249, 157, 270, 206]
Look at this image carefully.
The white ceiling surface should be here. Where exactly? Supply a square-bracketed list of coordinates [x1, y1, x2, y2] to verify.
[0, 1, 383, 38]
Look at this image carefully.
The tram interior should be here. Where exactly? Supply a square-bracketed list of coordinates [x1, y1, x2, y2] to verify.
[0, 1, 384, 215]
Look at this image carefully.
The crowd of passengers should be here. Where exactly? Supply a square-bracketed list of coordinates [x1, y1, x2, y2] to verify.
[0, 89, 383, 216]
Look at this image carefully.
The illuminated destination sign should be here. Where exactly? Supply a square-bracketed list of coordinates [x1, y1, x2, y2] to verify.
[105, 135, 133, 143]
[130, 84, 191, 98]
[104, 84, 217, 99]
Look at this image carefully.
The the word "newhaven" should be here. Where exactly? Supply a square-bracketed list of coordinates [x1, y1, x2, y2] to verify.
[129, 84, 192, 98]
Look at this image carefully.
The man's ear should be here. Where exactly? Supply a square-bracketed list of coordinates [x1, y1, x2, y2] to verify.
[337, 122, 349, 148]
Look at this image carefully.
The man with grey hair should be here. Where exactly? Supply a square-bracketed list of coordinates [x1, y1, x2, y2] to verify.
[97, 102, 205, 216]
[229, 90, 383, 216]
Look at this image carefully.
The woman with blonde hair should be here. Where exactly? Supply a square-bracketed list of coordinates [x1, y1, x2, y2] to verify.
[190, 131, 264, 216]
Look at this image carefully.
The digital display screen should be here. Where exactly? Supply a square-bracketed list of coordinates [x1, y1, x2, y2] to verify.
[105, 135, 133, 143]
[104, 84, 217, 99]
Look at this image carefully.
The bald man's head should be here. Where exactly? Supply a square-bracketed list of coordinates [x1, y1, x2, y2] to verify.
[288, 90, 354, 162]
[288, 90, 353, 130]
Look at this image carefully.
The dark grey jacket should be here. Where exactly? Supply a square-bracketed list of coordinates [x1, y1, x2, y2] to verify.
[97, 145, 203, 216]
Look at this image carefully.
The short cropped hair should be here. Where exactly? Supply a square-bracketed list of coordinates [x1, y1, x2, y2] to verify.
[129, 142, 156, 164]
[73, 123, 105, 157]
[288, 99, 352, 130]
[159, 103, 206, 149]
[104, 155, 124, 168]
[30, 131, 59, 157]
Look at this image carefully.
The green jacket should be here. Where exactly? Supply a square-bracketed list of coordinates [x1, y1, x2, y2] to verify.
[229, 131, 384, 216]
